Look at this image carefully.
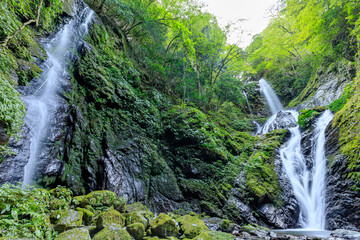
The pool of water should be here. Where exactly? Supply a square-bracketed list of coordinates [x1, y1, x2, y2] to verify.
[273, 228, 332, 238]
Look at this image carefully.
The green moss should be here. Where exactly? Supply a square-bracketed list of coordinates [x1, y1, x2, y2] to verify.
[333, 71, 360, 191]
[54, 228, 91, 240]
[55, 209, 83, 233]
[126, 222, 145, 240]
[176, 215, 208, 238]
[328, 84, 353, 112]
[298, 107, 325, 129]
[81, 190, 118, 208]
[96, 210, 125, 230]
[93, 223, 132, 240]
[149, 213, 178, 238]
[243, 129, 287, 205]
[76, 207, 94, 225]
[192, 231, 234, 240]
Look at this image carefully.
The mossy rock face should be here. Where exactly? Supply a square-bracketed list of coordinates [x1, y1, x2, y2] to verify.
[192, 231, 234, 240]
[97, 210, 125, 230]
[113, 197, 127, 213]
[177, 215, 208, 238]
[55, 209, 83, 233]
[81, 190, 118, 208]
[126, 211, 152, 229]
[50, 210, 63, 224]
[126, 222, 145, 240]
[54, 228, 91, 240]
[126, 202, 149, 213]
[76, 207, 94, 225]
[149, 213, 178, 238]
[93, 223, 132, 240]
[17, 59, 41, 85]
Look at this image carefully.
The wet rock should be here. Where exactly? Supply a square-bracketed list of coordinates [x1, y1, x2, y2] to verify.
[325, 125, 360, 230]
[330, 229, 360, 240]
[202, 217, 223, 231]
[149, 213, 178, 238]
[93, 223, 131, 240]
[0, 124, 31, 184]
[54, 228, 90, 240]
[177, 215, 209, 238]
[55, 209, 83, 233]
[61, 0, 77, 16]
[81, 190, 119, 208]
[96, 210, 125, 230]
[193, 230, 234, 240]
[126, 222, 145, 240]
[262, 111, 297, 133]
[297, 60, 354, 110]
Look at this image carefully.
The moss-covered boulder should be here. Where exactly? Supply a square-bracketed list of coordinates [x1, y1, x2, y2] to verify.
[97, 210, 125, 230]
[126, 222, 145, 240]
[55, 209, 83, 233]
[177, 215, 208, 238]
[191, 231, 234, 240]
[149, 213, 178, 238]
[126, 202, 149, 213]
[93, 223, 132, 240]
[126, 211, 150, 229]
[81, 190, 118, 208]
[76, 207, 94, 225]
[54, 228, 91, 240]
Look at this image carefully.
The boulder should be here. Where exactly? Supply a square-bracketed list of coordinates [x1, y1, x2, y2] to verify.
[97, 210, 125, 230]
[54, 228, 90, 240]
[330, 229, 360, 240]
[55, 209, 83, 233]
[192, 231, 234, 240]
[93, 223, 132, 240]
[149, 213, 178, 238]
[177, 215, 208, 238]
[126, 211, 150, 229]
[76, 207, 94, 225]
[81, 190, 120, 208]
[126, 222, 145, 240]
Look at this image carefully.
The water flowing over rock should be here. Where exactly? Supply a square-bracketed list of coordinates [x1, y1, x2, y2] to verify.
[1, 1, 94, 185]
[258, 79, 335, 230]
[259, 79, 284, 114]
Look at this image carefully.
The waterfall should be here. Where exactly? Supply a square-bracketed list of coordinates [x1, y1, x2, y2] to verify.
[22, 3, 94, 185]
[259, 79, 333, 229]
[259, 79, 284, 114]
[242, 90, 252, 114]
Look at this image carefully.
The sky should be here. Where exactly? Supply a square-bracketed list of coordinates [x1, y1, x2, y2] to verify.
[200, 0, 279, 48]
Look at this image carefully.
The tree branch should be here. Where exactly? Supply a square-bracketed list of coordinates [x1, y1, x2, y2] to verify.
[2, 0, 43, 47]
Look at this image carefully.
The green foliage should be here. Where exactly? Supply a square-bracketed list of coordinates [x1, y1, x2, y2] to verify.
[246, 0, 360, 105]
[298, 109, 322, 129]
[333, 72, 360, 191]
[244, 130, 287, 205]
[328, 84, 353, 112]
[0, 184, 55, 239]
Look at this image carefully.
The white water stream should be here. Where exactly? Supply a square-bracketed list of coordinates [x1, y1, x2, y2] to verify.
[259, 79, 284, 114]
[22, 5, 94, 185]
[259, 79, 333, 229]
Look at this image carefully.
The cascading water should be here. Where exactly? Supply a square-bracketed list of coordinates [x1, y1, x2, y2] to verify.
[22, 3, 94, 185]
[259, 79, 333, 230]
[259, 79, 284, 114]
[242, 90, 252, 114]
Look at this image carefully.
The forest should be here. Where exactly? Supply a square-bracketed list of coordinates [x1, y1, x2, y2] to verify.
[0, 0, 359, 239]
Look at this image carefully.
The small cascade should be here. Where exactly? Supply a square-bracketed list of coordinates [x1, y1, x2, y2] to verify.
[259, 79, 284, 114]
[21, 3, 94, 185]
[242, 90, 252, 114]
[259, 79, 333, 229]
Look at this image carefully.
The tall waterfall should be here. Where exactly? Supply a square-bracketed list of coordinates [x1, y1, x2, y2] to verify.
[259, 79, 284, 114]
[260, 79, 333, 229]
[22, 4, 94, 185]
